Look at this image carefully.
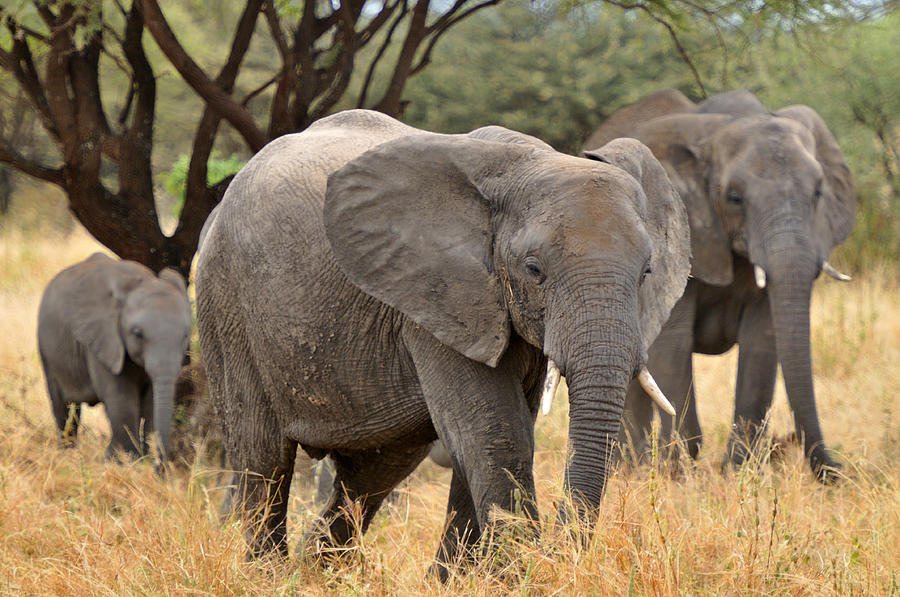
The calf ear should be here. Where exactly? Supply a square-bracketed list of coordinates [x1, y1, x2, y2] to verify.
[583, 138, 691, 350]
[159, 268, 188, 295]
[776, 105, 857, 259]
[325, 134, 532, 367]
[69, 255, 152, 374]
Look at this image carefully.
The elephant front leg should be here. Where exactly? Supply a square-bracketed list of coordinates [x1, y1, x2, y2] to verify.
[727, 295, 778, 469]
[87, 356, 143, 460]
[403, 328, 539, 563]
[432, 468, 480, 581]
[624, 292, 699, 463]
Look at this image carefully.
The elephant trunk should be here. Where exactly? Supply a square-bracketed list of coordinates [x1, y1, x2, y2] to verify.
[546, 274, 641, 519]
[147, 364, 180, 462]
[563, 350, 633, 514]
[763, 230, 837, 480]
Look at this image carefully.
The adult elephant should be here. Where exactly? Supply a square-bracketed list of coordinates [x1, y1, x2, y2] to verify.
[196, 109, 691, 573]
[583, 89, 856, 482]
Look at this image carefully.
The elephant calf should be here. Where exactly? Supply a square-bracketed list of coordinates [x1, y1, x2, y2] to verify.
[37, 253, 192, 462]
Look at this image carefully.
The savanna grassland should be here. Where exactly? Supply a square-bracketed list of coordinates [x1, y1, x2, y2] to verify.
[1, 192, 898, 596]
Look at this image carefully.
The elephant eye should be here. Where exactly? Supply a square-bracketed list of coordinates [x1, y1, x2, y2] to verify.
[726, 190, 743, 206]
[641, 261, 652, 284]
[131, 326, 144, 340]
[813, 185, 822, 207]
[523, 256, 545, 283]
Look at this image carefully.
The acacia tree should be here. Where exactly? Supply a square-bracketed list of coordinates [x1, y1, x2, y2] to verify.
[0, 0, 884, 277]
[0, 0, 500, 276]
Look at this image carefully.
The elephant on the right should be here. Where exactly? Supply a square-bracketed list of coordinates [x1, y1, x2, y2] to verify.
[583, 89, 857, 482]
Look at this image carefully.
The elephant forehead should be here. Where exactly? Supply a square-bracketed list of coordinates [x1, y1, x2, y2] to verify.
[125, 283, 191, 318]
[725, 136, 822, 186]
[719, 116, 814, 156]
[521, 180, 650, 258]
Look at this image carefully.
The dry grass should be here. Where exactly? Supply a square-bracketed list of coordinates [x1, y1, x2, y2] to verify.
[1, 218, 898, 595]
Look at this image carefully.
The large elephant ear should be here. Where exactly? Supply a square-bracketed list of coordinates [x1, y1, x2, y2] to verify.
[776, 105, 857, 256]
[582, 138, 691, 350]
[69, 254, 152, 374]
[629, 114, 735, 286]
[325, 134, 531, 367]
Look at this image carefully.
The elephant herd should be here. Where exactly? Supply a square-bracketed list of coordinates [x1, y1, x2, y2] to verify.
[36, 89, 856, 576]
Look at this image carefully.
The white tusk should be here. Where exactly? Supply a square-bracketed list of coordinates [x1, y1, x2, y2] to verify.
[754, 265, 767, 289]
[822, 261, 852, 282]
[541, 360, 561, 415]
[638, 367, 676, 417]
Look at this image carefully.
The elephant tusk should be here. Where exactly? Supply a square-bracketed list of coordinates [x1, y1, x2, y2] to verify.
[754, 265, 767, 289]
[638, 367, 676, 417]
[541, 360, 561, 415]
[823, 261, 852, 282]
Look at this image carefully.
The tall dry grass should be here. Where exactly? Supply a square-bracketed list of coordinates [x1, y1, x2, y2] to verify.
[1, 216, 898, 595]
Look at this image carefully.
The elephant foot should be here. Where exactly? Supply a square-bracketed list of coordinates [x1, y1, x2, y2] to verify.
[809, 449, 843, 485]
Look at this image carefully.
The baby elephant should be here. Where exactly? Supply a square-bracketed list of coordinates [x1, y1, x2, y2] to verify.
[37, 253, 192, 462]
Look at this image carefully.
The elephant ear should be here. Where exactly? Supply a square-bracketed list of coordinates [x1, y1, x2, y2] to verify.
[325, 134, 531, 367]
[69, 254, 152, 374]
[776, 105, 857, 256]
[630, 114, 735, 286]
[159, 267, 188, 296]
[582, 138, 691, 350]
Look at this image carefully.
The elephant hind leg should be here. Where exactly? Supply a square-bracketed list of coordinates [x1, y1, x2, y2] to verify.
[226, 434, 298, 558]
[300, 444, 430, 558]
[205, 320, 299, 557]
[42, 356, 81, 447]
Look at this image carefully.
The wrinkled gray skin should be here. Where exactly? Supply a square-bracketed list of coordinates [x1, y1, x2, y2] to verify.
[37, 253, 192, 462]
[584, 89, 857, 481]
[196, 110, 690, 574]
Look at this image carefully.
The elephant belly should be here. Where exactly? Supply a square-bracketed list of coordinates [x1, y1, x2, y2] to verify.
[250, 304, 437, 451]
[692, 286, 742, 355]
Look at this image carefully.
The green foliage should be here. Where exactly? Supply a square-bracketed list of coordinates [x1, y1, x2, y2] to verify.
[401, 0, 899, 268]
[718, 10, 900, 269]
[161, 153, 245, 218]
[404, 3, 699, 153]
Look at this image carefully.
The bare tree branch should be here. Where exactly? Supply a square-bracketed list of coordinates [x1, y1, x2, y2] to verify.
[0, 138, 64, 186]
[137, 0, 267, 151]
[410, 0, 501, 76]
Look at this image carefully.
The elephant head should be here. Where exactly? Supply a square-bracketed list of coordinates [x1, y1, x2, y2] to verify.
[69, 253, 192, 457]
[323, 131, 690, 513]
[587, 90, 856, 477]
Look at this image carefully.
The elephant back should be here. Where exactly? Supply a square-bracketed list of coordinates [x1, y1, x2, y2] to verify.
[197, 110, 419, 274]
[583, 89, 696, 151]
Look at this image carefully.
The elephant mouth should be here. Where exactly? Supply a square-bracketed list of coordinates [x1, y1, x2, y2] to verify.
[539, 359, 674, 416]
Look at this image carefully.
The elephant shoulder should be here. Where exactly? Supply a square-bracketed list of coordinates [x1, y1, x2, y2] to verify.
[467, 126, 554, 151]
[584, 89, 696, 150]
[307, 109, 420, 139]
